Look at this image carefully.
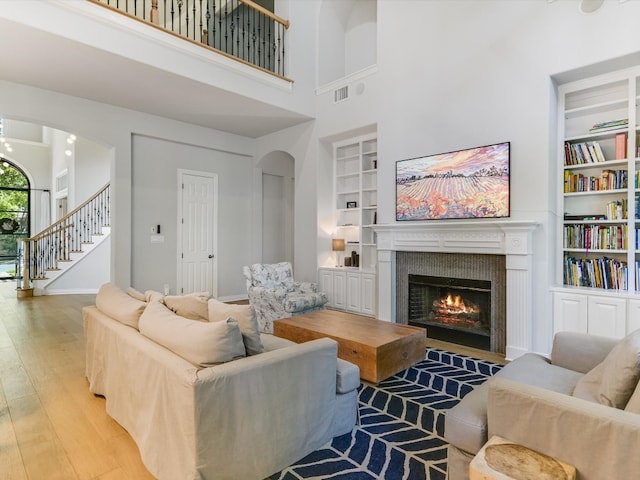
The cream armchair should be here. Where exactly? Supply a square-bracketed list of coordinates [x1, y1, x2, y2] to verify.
[242, 262, 328, 333]
[445, 331, 640, 480]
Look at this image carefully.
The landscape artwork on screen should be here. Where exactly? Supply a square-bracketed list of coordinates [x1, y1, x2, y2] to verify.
[396, 142, 510, 221]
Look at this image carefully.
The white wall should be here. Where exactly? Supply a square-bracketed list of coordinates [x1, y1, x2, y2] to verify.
[131, 134, 253, 298]
[345, 0, 376, 76]
[2, 119, 42, 142]
[74, 137, 111, 204]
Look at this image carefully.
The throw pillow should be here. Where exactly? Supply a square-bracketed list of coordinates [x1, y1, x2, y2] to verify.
[126, 287, 147, 302]
[164, 292, 210, 321]
[208, 298, 264, 355]
[139, 300, 246, 368]
[573, 329, 640, 408]
[96, 282, 146, 330]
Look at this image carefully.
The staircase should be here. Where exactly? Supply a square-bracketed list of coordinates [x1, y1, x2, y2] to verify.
[18, 183, 110, 297]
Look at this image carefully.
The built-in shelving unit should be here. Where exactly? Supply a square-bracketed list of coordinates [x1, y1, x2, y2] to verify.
[334, 134, 378, 271]
[320, 133, 377, 317]
[553, 67, 640, 339]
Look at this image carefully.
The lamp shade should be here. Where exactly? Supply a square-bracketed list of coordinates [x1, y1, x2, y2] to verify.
[332, 238, 345, 252]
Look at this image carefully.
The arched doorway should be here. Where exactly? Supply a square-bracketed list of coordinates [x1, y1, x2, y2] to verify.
[258, 151, 294, 265]
[0, 160, 29, 279]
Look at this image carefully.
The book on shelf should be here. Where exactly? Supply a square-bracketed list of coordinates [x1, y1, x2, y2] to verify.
[564, 141, 606, 165]
[563, 224, 628, 250]
[564, 169, 628, 193]
[589, 119, 628, 133]
[564, 256, 627, 290]
[605, 198, 627, 220]
[615, 132, 627, 159]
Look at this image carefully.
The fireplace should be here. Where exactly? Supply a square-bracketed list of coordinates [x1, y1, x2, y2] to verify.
[396, 251, 506, 353]
[409, 274, 491, 350]
[374, 221, 538, 360]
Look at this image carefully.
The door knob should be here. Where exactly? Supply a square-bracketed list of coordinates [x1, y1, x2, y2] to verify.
[208, 254, 214, 259]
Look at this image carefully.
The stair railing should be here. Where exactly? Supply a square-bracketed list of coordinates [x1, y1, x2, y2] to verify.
[89, 0, 290, 78]
[19, 183, 110, 291]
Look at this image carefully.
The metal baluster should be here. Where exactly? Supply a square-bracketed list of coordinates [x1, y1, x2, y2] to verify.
[267, 22, 272, 72]
[245, 6, 251, 62]
[191, 0, 196, 40]
[279, 24, 284, 76]
[224, 0, 228, 54]
[234, 2, 240, 57]
[205, 0, 211, 46]
[213, 0, 222, 49]
[257, 16, 262, 68]
[199, 0, 203, 43]
[252, 6, 256, 65]
[184, 0, 190, 39]
[171, 0, 175, 32]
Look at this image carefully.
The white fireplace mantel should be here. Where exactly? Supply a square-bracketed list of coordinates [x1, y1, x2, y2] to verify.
[373, 220, 539, 360]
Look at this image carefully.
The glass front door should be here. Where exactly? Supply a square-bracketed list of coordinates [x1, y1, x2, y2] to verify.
[0, 161, 30, 279]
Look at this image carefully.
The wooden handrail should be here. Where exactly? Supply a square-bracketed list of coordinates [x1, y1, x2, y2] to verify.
[25, 183, 109, 242]
[239, 0, 290, 29]
[26, 223, 74, 242]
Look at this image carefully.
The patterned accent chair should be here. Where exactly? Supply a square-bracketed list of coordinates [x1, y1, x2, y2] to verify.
[242, 262, 328, 334]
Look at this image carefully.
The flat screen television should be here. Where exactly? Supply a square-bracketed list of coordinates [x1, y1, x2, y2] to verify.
[396, 141, 510, 221]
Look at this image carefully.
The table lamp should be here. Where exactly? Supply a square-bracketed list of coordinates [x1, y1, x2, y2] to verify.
[332, 238, 345, 267]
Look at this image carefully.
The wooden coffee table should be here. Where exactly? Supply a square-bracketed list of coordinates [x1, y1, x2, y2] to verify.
[273, 310, 427, 384]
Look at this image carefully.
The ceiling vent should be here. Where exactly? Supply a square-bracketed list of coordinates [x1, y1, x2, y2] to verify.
[334, 85, 349, 104]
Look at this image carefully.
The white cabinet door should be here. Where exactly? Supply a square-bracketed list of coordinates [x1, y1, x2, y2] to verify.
[554, 291, 628, 339]
[361, 273, 376, 316]
[318, 268, 376, 317]
[553, 292, 588, 334]
[333, 271, 347, 310]
[319, 268, 334, 307]
[587, 295, 626, 339]
[346, 272, 361, 312]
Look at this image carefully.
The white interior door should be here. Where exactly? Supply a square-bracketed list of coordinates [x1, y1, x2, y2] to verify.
[178, 171, 217, 296]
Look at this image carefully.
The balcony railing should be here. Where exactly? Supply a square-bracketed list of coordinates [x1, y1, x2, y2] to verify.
[89, 0, 289, 78]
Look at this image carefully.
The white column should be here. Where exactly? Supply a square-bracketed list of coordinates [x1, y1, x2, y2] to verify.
[376, 249, 394, 322]
[501, 225, 537, 360]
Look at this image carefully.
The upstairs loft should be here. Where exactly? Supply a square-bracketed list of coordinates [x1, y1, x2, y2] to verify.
[91, 0, 290, 80]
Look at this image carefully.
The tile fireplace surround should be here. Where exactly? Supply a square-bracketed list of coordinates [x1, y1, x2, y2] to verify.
[374, 221, 538, 360]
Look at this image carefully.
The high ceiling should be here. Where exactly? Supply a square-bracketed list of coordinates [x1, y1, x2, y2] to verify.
[0, 15, 311, 138]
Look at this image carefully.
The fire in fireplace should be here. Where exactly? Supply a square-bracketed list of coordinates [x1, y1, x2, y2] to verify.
[409, 274, 491, 350]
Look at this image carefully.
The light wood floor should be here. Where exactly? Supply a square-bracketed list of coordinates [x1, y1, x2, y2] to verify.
[0, 281, 155, 480]
[0, 283, 506, 480]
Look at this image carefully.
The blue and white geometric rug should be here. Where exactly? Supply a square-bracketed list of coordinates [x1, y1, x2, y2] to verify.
[270, 348, 502, 480]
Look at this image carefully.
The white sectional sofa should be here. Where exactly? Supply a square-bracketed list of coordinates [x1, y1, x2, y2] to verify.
[83, 284, 359, 480]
